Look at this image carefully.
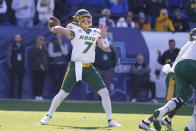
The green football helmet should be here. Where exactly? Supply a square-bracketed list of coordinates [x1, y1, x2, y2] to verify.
[189, 28, 196, 41]
[72, 9, 92, 28]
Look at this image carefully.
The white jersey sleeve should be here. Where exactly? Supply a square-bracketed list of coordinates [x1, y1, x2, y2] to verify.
[66, 23, 75, 31]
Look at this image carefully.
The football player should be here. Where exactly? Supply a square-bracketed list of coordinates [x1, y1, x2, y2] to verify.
[185, 105, 196, 131]
[40, 9, 121, 127]
[151, 28, 196, 131]
[139, 71, 178, 131]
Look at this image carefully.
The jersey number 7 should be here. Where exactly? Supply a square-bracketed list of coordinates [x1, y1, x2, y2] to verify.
[82, 41, 93, 53]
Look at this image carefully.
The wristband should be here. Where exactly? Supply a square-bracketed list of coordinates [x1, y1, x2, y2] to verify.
[50, 26, 61, 33]
[50, 27, 55, 32]
[102, 38, 109, 48]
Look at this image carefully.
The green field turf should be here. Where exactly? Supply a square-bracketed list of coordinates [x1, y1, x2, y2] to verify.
[0, 99, 194, 131]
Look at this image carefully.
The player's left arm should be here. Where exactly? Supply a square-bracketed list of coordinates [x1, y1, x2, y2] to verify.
[96, 24, 110, 52]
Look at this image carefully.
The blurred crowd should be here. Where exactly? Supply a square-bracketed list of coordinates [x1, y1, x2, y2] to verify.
[0, 0, 196, 32]
[7, 33, 70, 100]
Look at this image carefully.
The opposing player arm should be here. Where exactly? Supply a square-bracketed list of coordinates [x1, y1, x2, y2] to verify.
[50, 26, 74, 40]
[96, 37, 110, 52]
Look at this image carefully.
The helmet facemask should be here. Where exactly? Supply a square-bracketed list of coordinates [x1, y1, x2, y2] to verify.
[72, 10, 92, 28]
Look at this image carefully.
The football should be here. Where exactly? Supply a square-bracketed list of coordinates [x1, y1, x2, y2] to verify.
[48, 16, 60, 28]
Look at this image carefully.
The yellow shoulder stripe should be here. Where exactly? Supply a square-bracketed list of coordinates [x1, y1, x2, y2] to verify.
[67, 26, 72, 29]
